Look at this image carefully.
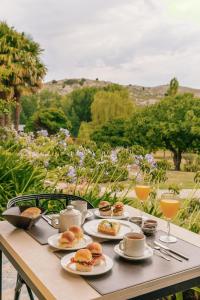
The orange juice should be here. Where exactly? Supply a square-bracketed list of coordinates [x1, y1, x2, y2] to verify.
[160, 199, 180, 219]
[135, 185, 151, 201]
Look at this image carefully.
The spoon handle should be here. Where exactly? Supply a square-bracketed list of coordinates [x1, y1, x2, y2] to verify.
[161, 249, 182, 262]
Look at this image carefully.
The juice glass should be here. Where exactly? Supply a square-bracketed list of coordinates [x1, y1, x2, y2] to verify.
[159, 193, 180, 243]
[135, 184, 151, 219]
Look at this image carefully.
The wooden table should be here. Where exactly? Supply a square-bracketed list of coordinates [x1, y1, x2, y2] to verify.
[0, 206, 200, 300]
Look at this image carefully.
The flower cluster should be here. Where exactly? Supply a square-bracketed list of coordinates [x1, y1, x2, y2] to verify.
[37, 129, 48, 137]
[135, 154, 157, 169]
[67, 166, 76, 183]
[60, 128, 70, 138]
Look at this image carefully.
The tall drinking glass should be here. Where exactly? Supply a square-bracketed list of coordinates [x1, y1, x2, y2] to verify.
[135, 183, 151, 220]
[159, 193, 180, 243]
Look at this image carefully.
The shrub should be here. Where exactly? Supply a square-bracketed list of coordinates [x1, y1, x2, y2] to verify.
[0, 149, 46, 217]
[25, 108, 71, 134]
[183, 154, 200, 172]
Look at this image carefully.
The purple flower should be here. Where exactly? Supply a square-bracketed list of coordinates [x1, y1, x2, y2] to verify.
[110, 150, 117, 163]
[60, 128, 70, 138]
[67, 166, 76, 183]
[145, 154, 157, 168]
[37, 129, 48, 137]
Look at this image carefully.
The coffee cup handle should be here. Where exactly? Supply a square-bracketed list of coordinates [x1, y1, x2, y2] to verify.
[119, 241, 125, 251]
[51, 216, 60, 229]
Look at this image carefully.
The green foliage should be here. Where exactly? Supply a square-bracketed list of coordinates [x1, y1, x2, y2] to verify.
[165, 77, 179, 96]
[66, 87, 98, 136]
[0, 149, 46, 216]
[91, 90, 135, 125]
[20, 90, 64, 124]
[127, 93, 200, 170]
[183, 153, 200, 172]
[0, 22, 46, 128]
[25, 107, 71, 134]
[91, 119, 130, 147]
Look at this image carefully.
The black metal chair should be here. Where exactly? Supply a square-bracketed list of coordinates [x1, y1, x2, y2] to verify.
[6, 193, 94, 300]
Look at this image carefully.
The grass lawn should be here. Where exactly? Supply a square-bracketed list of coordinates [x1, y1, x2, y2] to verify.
[105, 171, 196, 191]
[157, 171, 195, 189]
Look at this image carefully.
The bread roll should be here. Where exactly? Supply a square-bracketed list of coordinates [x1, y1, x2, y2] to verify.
[20, 207, 41, 218]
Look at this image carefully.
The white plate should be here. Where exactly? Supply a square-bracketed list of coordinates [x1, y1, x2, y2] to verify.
[48, 233, 92, 250]
[83, 219, 141, 240]
[94, 210, 129, 220]
[61, 252, 113, 276]
[114, 244, 153, 260]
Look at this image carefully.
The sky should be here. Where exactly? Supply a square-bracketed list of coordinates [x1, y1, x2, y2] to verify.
[1, 0, 200, 87]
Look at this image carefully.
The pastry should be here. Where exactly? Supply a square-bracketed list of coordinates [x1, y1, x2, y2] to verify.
[59, 231, 76, 248]
[87, 242, 105, 266]
[70, 249, 93, 272]
[113, 202, 124, 216]
[98, 201, 112, 216]
[20, 207, 41, 218]
[69, 225, 84, 241]
[98, 220, 120, 236]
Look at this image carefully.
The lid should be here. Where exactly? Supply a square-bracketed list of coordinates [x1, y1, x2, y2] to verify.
[61, 205, 81, 216]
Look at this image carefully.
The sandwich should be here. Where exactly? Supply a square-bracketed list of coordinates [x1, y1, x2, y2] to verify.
[113, 202, 124, 216]
[69, 225, 84, 241]
[70, 249, 93, 272]
[98, 201, 112, 216]
[20, 207, 41, 218]
[59, 231, 76, 248]
[87, 242, 105, 266]
[98, 220, 120, 236]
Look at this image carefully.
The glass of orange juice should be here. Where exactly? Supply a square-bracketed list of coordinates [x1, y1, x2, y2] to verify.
[159, 193, 180, 243]
[135, 183, 151, 219]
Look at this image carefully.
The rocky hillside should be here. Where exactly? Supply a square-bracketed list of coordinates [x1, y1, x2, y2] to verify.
[43, 78, 200, 105]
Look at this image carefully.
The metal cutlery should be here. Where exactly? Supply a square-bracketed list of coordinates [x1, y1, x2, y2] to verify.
[148, 244, 171, 261]
[153, 246, 182, 262]
[154, 241, 189, 261]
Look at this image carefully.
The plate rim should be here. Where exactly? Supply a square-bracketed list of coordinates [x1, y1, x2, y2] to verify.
[61, 252, 113, 276]
[114, 244, 153, 260]
[48, 233, 92, 250]
[83, 219, 141, 240]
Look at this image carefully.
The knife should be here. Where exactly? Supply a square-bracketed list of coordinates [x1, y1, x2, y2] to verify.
[154, 241, 189, 260]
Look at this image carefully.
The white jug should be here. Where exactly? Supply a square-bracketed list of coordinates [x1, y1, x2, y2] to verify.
[51, 205, 82, 232]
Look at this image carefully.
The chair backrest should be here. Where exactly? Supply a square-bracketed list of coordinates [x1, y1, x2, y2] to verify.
[7, 193, 94, 213]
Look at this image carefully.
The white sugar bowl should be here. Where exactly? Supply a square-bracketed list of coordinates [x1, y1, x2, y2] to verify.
[51, 205, 82, 232]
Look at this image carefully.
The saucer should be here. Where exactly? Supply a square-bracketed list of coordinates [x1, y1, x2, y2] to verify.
[114, 244, 153, 260]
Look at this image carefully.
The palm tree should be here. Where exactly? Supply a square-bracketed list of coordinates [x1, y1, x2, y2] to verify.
[0, 22, 46, 130]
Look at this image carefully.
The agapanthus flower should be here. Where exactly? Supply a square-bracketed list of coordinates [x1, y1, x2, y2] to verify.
[76, 150, 85, 165]
[37, 129, 48, 137]
[60, 128, 70, 138]
[110, 150, 118, 163]
[67, 166, 76, 183]
[145, 154, 157, 168]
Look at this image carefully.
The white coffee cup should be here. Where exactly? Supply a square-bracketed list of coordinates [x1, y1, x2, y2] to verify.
[70, 200, 88, 224]
[119, 232, 146, 257]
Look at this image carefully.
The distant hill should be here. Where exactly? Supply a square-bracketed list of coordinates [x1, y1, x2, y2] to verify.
[43, 78, 200, 105]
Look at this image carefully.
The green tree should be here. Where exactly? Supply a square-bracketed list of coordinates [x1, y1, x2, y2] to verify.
[91, 119, 130, 147]
[165, 77, 179, 96]
[127, 94, 200, 170]
[65, 84, 124, 136]
[66, 87, 98, 136]
[91, 90, 135, 125]
[26, 107, 71, 134]
[20, 90, 63, 124]
[0, 22, 46, 130]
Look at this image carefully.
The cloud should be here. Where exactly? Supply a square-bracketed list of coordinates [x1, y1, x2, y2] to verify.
[1, 0, 200, 87]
